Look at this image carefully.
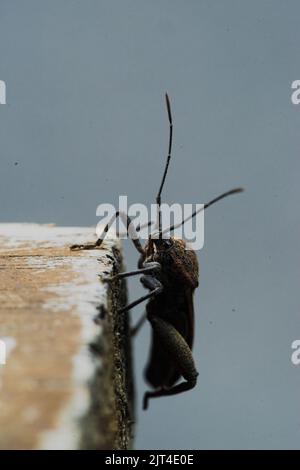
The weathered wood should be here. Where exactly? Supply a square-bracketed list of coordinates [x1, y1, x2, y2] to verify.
[0, 224, 134, 450]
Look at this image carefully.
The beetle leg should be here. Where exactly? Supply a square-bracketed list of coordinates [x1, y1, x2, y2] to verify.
[102, 262, 161, 282]
[130, 312, 147, 336]
[118, 275, 163, 314]
[139, 274, 162, 291]
[128, 271, 162, 336]
[143, 380, 197, 410]
[143, 315, 198, 410]
[70, 211, 145, 255]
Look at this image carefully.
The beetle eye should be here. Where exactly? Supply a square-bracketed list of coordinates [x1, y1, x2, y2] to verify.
[154, 238, 173, 250]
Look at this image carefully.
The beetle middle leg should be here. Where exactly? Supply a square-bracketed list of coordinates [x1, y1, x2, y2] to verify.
[143, 315, 198, 410]
[118, 275, 163, 314]
[102, 262, 161, 282]
[121, 276, 162, 334]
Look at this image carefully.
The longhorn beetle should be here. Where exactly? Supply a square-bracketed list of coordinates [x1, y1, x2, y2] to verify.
[71, 94, 243, 410]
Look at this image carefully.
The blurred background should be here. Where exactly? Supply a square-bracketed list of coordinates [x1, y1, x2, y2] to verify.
[0, 0, 300, 449]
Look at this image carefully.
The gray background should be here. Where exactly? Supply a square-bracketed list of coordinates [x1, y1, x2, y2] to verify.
[1, 0, 300, 449]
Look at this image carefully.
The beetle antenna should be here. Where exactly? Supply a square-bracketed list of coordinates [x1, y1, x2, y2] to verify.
[161, 187, 244, 235]
[156, 93, 173, 240]
[203, 187, 244, 210]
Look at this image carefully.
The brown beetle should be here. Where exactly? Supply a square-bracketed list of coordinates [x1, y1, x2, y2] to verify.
[71, 94, 243, 409]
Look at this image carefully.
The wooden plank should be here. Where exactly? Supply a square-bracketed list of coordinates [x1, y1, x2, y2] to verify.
[0, 224, 133, 450]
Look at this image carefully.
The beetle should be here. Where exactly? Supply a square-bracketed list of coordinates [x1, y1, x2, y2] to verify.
[71, 94, 243, 410]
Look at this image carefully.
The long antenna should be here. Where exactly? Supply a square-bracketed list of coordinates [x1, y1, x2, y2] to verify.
[161, 187, 244, 235]
[156, 93, 173, 240]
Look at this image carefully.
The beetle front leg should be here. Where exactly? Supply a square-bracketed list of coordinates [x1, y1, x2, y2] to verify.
[70, 211, 145, 255]
[143, 316, 198, 410]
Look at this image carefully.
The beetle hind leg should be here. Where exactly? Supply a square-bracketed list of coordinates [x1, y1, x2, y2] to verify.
[143, 314, 198, 410]
[143, 377, 197, 410]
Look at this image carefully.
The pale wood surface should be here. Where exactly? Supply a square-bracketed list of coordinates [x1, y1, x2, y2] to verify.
[0, 224, 133, 450]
